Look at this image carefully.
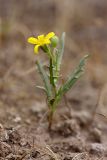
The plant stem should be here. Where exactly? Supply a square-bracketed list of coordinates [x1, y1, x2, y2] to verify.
[50, 58, 54, 86]
[47, 46, 58, 129]
[49, 58, 57, 94]
[48, 57, 57, 129]
[48, 108, 54, 130]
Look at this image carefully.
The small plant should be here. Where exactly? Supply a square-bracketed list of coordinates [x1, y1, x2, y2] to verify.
[27, 32, 89, 129]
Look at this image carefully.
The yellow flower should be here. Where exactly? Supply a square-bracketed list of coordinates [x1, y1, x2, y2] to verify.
[27, 32, 55, 54]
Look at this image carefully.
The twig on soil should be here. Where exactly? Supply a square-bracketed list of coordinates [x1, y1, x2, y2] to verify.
[19, 152, 29, 160]
[19, 147, 57, 160]
[31, 137, 59, 160]
[97, 113, 107, 122]
[96, 83, 107, 121]
[89, 83, 107, 125]
[45, 145, 59, 160]
[91, 89, 102, 123]
[88, 88, 102, 126]
[72, 152, 88, 160]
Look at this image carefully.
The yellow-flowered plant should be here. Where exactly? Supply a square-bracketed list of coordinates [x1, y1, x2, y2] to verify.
[28, 32, 55, 54]
[27, 32, 89, 130]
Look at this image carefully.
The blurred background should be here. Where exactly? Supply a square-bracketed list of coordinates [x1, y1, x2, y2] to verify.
[1, 0, 107, 118]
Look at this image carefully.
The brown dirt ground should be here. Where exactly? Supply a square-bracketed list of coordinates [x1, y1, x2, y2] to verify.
[0, 0, 107, 159]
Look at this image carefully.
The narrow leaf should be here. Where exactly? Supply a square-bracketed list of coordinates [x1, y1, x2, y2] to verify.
[54, 32, 65, 83]
[36, 60, 52, 99]
[36, 86, 46, 92]
[56, 32, 65, 71]
[53, 55, 89, 108]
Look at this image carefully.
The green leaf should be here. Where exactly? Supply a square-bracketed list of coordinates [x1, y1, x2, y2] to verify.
[36, 60, 52, 99]
[54, 32, 65, 83]
[53, 55, 89, 109]
[36, 85, 46, 92]
[56, 32, 65, 70]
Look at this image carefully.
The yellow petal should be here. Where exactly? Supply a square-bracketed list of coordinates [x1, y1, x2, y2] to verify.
[44, 39, 51, 44]
[38, 34, 45, 40]
[46, 32, 55, 39]
[34, 45, 40, 54]
[27, 37, 38, 44]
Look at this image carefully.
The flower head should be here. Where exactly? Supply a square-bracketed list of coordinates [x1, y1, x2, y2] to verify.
[27, 32, 55, 54]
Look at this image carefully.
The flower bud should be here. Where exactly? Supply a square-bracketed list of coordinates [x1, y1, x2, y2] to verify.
[51, 36, 59, 48]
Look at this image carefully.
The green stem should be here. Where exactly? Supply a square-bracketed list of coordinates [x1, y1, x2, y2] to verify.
[46, 46, 55, 62]
[50, 58, 57, 94]
[50, 59, 54, 85]
[48, 46, 58, 129]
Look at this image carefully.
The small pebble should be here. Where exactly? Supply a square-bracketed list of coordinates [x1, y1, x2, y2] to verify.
[13, 116, 21, 123]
